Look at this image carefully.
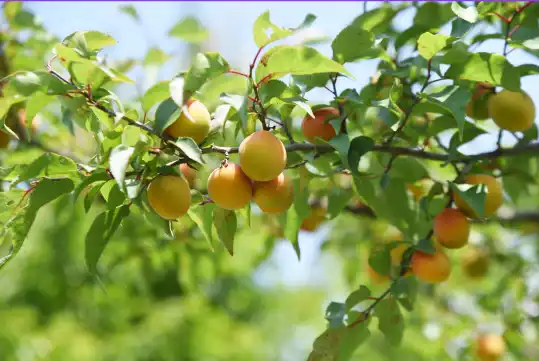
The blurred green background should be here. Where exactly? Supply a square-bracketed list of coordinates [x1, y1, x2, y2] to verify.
[1, 2, 539, 361]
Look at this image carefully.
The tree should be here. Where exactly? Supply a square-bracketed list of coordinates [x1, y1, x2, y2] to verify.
[1, 2, 539, 361]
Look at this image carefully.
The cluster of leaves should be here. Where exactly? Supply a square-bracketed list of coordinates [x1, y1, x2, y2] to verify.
[0, 2, 539, 361]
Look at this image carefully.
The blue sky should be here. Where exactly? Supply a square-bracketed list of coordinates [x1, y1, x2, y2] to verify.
[25, 2, 539, 290]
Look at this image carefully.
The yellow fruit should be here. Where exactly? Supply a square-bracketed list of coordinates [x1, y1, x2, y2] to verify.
[300, 205, 327, 232]
[453, 174, 503, 219]
[252, 173, 294, 214]
[147, 175, 191, 220]
[207, 163, 252, 210]
[476, 334, 506, 361]
[411, 248, 451, 283]
[488, 89, 535, 132]
[434, 208, 470, 249]
[239, 130, 287, 181]
[165, 99, 211, 144]
[301, 107, 339, 143]
[462, 247, 490, 279]
[179, 163, 197, 188]
[466, 83, 494, 121]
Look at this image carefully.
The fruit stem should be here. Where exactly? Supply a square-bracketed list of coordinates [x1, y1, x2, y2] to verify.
[227, 69, 249, 79]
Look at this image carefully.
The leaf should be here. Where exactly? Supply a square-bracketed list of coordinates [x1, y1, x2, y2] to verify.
[154, 97, 181, 134]
[368, 245, 391, 276]
[213, 208, 237, 256]
[24, 93, 54, 139]
[449, 182, 487, 218]
[73, 169, 109, 200]
[338, 319, 371, 361]
[417, 32, 456, 60]
[0, 179, 74, 270]
[325, 302, 346, 329]
[253, 11, 294, 48]
[85, 204, 130, 273]
[188, 203, 215, 250]
[142, 81, 171, 112]
[451, 2, 478, 23]
[183, 52, 230, 102]
[278, 177, 310, 259]
[390, 157, 429, 183]
[345, 285, 371, 311]
[143, 47, 169, 66]
[255, 45, 352, 82]
[174, 138, 204, 164]
[445, 52, 521, 92]
[374, 298, 404, 346]
[347, 136, 374, 177]
[14, 153, 78, 185]
[331, 23, 376, 64]
[327, 187, 353, 220]
[169, 76, 185, 107]
[63, 31, 116, 53]
[109, 145, 134, 191]
[119, 4, 140, 22]
[169, 16, 209, 43]
[391, 277, 418, 311]
[253, 11, 316, 48]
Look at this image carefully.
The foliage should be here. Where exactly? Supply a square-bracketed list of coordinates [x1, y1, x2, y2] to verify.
[1, 2, 539, 361]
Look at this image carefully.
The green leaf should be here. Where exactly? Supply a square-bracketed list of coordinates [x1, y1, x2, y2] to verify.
[0, 179, 74, 270]
[109, 145, 134, 192]
[338, 319, 371, 361]
[368, 245, 391, 276]
[2, 71, 42, 97]
[85, 204, 130, 273]
[154, 97, 181, 134]
[183, 52, 230, 103]
[63, 31, 116, 53]
[253, 11, 316, 48]
[144, 47, 169, 66]
[14, 153, 78, 185]
[416, 237, 436, 254]
[73, 170, 109, 200]
[253, 11, 294, 48]
[278, 177, 310, 259]
[169, 16, 209, 43]
[331, 23, 376, 64]
[24, 93, 54, 139]
[174, 138, 204, 164]
[374, 298, 404, 346]
[390, 157, 429, 183]
[392, 277, 418, 311]
[445, 52, 521, 91]
[327, 187, 353, 220]
[213, 208, 237, 256]
[347, 136, 374, 177]
[325, 302, 346, 329]
[142, 81, 170, 112]
[345, 285, 371, 311]
[255, 45, 352, 82]
[188, 203, 215, 250]
[417, 32, 456, 60]
[119, 4, 140, 22]
[449, 182, 487, 218]
[451, 2, 478, 23]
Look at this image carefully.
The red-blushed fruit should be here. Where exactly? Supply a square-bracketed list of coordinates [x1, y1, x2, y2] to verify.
[179, 163, 197, 188]
[239, 130, 287, 182]
[475, 334, 506, 361]
[207, 163, 252, 210]
[411, 247, 451, 283]
[301, 107, 340, 143]
[147, 175, 191, 220]
[434, 208, 470, 249]
[252, 173, 294, 214]
[453, 174, 503, 219]
[300, 205, 327, 231]
[165, 99, 211, 144]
